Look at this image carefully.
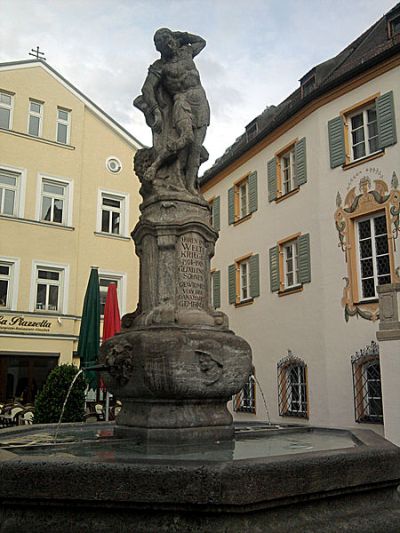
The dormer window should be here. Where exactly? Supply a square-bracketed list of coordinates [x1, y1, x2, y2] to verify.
[245, 121, 258, 142]
[388, 13, 400, 37]
[301, 76, 316, 98]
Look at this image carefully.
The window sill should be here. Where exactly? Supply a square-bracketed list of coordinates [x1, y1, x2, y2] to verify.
[0, 215, 74, 230]
[356, 298, 379, 305]
[278, 285, 303, 297]
[343, 150, 384, 170]
[279, 412, 308, 419]
[94, 231, 131, 241]
[275, 187, 300, 203]
[234, 298, 254, 308]
[233, 213, 252, 226]
[0, 127, 75, 150]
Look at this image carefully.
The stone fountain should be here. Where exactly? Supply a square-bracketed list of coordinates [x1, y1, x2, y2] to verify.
[98, 27, 252, 446]
[1, 29, 400, 532]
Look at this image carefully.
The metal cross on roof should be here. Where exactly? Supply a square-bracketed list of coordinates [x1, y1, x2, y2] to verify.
[29, 46, 46, 60]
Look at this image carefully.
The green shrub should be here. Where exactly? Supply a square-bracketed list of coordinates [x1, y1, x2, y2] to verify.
[34, 364, 87, 424]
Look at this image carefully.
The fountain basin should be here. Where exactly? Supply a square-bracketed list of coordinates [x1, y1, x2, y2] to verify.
[1, 423, 399, 532]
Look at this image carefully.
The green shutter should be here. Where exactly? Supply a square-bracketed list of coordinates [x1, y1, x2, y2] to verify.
[377, 91, 397, 149]
[228, 264, 236, 304]
[228, 187, 235, 225]
[328, 116, 345, 168]
[295, 137, 307, 186]
[298, 233, 311, 284]
[248, 171, 258, 213]
[212, 270, 221, 309]
[269, 245, 280, 292]
[267, 158, 277, 202]
[249, 254, 260, 298]
[213, 196, 220, 231]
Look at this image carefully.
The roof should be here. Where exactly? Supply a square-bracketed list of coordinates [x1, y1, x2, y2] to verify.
[200, 2, 400, 186]
[0, 59, 144, 150]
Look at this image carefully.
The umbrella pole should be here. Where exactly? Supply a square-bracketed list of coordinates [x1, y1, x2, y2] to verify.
[105, 391, 110, 422]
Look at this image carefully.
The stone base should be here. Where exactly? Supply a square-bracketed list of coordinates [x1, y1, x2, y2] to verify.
[114, 423, 234, 444]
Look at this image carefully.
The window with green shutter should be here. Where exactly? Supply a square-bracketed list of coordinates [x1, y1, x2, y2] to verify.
[229, 172, 258, 224]
[270, 233, 311, 294]
[229, 254, 260, 305]
[269, 138, 307, 201]
[328, 91, 397, 168]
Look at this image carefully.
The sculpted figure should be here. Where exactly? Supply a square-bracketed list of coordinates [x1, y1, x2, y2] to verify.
[134, 28, 210, 196]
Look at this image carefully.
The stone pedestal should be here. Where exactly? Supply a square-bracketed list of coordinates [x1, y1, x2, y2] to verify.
[100, 192, 252, 443]
[376, 283, 400, 446]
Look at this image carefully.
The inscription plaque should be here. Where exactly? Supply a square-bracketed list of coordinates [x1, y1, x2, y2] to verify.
[177, 234, 207, 309]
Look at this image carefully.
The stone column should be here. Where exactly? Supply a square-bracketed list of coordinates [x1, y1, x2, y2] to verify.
[376, 283, 400, 446]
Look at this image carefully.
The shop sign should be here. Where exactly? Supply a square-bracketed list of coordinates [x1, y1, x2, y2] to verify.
[0, 315, 52, 333]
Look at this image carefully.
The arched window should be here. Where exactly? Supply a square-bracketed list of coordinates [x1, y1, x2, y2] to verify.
[351, 341, 383, 423]
[277, 350, 308, 418]
[233, 374, 256, 414]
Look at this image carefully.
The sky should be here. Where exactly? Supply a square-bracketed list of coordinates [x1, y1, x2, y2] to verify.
[1, 0, 397, 172]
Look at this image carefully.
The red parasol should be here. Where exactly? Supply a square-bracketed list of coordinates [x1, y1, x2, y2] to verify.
[100, 284, 121, 407]
[102, 283, 121, 341]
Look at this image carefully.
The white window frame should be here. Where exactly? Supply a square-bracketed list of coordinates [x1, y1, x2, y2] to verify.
[0, 91, 13, 130]
[239, 258, 251, 302]
[0, 257, 20, 310]
[27, 100, 43, 137]
[36, 174, 73, 226]
[282, 239, 299, 289]
[239, 179, 249, 219]
[286, 364, 307, 416]
[347, 103, 379, 162]
[56, 107, 71, 144]
[355, 212, 391, 302]
[0, 165, 26, 218]
[280, 147, 296, 195]
[97, 189, 129, 237]
[98, 270, 127, 317]
[30, 260, 69, 314]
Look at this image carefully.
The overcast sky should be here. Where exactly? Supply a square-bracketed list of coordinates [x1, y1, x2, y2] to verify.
[1, 0, 396, 172]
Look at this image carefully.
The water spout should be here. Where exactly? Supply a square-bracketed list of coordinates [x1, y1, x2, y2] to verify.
[53, 369, 84, 443]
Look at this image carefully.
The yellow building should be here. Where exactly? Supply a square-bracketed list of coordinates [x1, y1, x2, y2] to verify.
[0, 59, 143, 404]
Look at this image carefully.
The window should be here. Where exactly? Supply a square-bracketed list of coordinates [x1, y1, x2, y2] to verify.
[56, 108, 70, 144]
[356, 213, 391, 301]
[210, 270, 221, 309]
[0, 92, 13, 129]
[28, 100, 43, 137]
[209, 196, 220, 231]
[278, 351, 308, 418]
[348, 104, 379, 161]
[228, 254, 260, 305]
[34, 267, 64, 312]
[246, 120, 258, 142]
[0, 169, 19, 216]
[388, 14, 400, 37]
[351, 341, 383, 423]
[228, 171, 258, 224]
[269, 233, 311, 293]
[99, 275, 122, 316]
[100, 193, 125, 235]
[301, 76, 316, 98]
[267, 138, 307, 202]
[233, 374, 256, 414]
[0, 260, 18, 309]
[40, 178, 68, 224]
[328, 92, 397, 168]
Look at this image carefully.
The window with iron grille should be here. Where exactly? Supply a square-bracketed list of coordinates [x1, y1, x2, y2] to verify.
[233, 374, 256, 413]
[277, 350, 308, 418]
[351, 340, 383, 423]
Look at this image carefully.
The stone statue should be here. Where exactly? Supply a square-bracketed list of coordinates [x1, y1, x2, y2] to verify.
[133, 28, 210, 198]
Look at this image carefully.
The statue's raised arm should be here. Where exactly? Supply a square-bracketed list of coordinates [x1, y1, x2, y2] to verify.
[133, 28, 210, 200]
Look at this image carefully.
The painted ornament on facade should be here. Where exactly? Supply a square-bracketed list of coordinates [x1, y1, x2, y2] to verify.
[335, 168, 400, 322]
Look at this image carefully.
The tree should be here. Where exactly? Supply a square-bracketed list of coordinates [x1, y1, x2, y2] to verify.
[34, 364, 86, 424]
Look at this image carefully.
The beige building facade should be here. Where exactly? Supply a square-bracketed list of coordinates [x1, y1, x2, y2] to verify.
[201, 6, 400, 435]
[0, 60, 142, 403]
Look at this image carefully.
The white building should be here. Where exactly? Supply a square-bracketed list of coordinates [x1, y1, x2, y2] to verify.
[200, 4, 400, 435]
